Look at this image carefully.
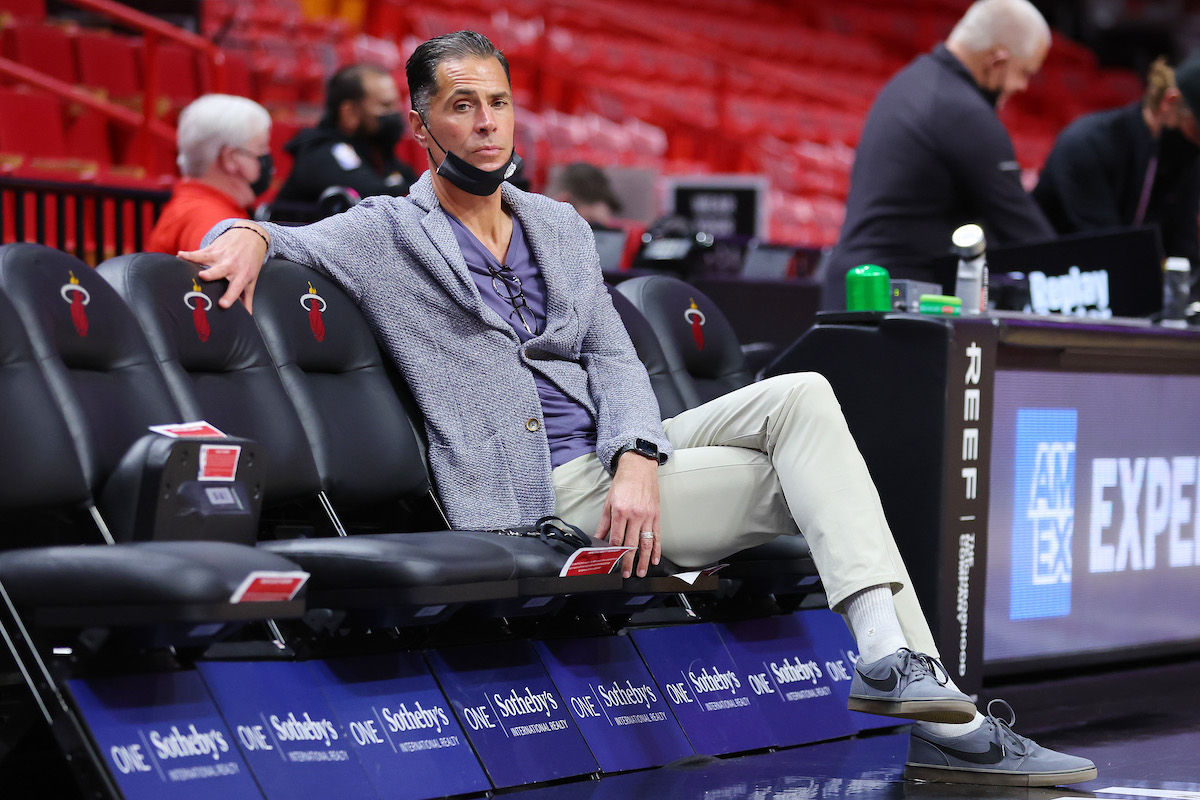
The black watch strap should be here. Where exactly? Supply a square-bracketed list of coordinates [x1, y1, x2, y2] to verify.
[612, 438, 666, 470]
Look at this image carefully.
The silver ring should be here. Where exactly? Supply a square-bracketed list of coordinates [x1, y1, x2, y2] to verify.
[639, 531, 656, 540]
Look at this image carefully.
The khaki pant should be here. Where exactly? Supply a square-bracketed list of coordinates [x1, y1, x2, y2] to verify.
[553, 373, 938, 656]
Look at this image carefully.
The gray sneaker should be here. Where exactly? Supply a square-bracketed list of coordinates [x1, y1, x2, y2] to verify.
[905, 700, 1098, 786]
[848, 648, 976, 723]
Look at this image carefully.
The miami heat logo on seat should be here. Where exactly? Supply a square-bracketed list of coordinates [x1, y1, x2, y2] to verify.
[59, 270, 90, 337]
[184, 279, 212, 342]
[300, 282, 327, 342]
[684, 298, 706, 351]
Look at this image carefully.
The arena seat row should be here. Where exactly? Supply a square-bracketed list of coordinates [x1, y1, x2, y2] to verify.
[123, 253, 727, 617]
[0, 243, 825, 646]
[0, 245, 313, 789]
[0, 240, 824, 790]
[3, 243, 738, 647]
[19, 242, 822, 620]
[0, 280, 305, 636]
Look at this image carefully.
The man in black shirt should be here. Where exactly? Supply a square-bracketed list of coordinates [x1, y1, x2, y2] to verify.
[823, 0, 1056, 309]
[1034, 56, 1200, 269]
[274, 64, 419, 213]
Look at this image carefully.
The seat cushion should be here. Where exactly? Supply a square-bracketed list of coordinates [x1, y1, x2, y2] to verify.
[450, 531, 576, 578]
[260, 533, 518, 590]
[725, 535, 812, 563]
[720, 535, 820, 598]
[0, 541, 306, 623]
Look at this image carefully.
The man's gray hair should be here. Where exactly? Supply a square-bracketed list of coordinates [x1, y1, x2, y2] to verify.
[947, 0, 1051, 61]
[176, 94, 271, 178]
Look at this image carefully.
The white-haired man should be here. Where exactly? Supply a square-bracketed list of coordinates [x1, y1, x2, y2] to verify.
[823, 0, 1057, 309]
[146, 94, 274, 254]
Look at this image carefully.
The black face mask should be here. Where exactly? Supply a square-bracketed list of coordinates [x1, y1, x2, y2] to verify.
[373, 112, 405, 149]
[250, 153, 274, 196]
[1161, 126, 1200, 159]
[420, 115, 523, 197]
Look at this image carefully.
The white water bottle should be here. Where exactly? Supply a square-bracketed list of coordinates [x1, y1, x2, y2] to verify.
[952, 224, 988, 314]
[1162, 257, 1191, 328]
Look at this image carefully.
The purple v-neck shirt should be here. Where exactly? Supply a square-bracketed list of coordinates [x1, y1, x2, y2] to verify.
[446, 212, 598, 468]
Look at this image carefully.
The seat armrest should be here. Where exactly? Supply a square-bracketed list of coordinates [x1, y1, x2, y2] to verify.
[99, 433, 265, 545]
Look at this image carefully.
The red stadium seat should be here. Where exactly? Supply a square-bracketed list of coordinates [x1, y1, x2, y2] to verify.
[63, 105, 113, 167]
[0, 0, 45, 23]
[1, 21, 77, 85]
[266, 114, 306, 198]
[154, 40, 201, 112]
[217, 48, 255, 98]
[0, 88, 98, 248]
[0, 86, 72, 161]
[74, 29, 141, 107]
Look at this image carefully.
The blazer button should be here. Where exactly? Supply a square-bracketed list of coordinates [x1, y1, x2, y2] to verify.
[525, 418, 541, 432]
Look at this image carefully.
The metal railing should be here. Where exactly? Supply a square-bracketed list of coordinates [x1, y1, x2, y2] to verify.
[0, 0, 228, 173]
[60, 0, 228, 151]
[0, 175, 169, 264]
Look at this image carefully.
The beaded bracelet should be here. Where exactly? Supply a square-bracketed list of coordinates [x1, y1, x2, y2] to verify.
[223, 225, 270, 251]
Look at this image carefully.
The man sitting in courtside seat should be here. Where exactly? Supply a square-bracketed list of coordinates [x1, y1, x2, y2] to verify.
[182, 30, 1097, 787]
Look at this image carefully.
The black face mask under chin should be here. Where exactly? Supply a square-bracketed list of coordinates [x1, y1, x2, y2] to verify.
[421, 117, 523, 197]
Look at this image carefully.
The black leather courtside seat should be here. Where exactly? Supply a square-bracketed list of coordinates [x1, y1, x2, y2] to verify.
[100, 252, 523, 625]
[0, 244, 306, 634]
[616, 274, 753, 407]
[610, 275, 820, 603]
[608, 286, 689, 419]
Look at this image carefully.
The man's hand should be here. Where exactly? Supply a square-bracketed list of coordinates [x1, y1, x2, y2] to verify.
[177, 223, 270, 312]
[595, 452, 661, 578]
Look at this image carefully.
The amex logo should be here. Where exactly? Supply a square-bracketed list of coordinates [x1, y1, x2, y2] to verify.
[1010, 408, 1077, 620]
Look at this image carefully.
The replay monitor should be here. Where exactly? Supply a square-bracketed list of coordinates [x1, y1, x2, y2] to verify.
[930, 227, 1165, 318]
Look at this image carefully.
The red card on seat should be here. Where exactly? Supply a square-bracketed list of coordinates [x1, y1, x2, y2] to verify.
[230, 571, 309, 603]
[148, 420, 227, 438]
[559, 546, 635, 577]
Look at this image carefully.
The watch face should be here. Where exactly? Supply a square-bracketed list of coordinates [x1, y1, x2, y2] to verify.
[635, 438, 658, 457]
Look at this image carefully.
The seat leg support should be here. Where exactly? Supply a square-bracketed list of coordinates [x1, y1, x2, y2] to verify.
[0, 579, 122, 800]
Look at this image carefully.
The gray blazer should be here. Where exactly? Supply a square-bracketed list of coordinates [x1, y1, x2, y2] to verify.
[207, 173, 670, 527]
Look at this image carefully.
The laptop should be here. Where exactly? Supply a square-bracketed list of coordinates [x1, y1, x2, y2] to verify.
[741, 243, 796, 280]
[592, 228, 630, 273]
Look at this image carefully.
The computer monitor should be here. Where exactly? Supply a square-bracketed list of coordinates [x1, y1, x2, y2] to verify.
[741, 243, 795, 280]
[930, 227, 1165, 318]
[592, 228, 629, 273]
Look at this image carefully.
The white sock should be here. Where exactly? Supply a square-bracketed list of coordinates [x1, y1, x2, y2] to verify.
[917, 666, 985, 736]
[842, 585, 907, 664]
[918, 712, 985, 738]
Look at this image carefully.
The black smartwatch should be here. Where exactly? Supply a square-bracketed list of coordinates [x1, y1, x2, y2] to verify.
[612, 438, 666, 470]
